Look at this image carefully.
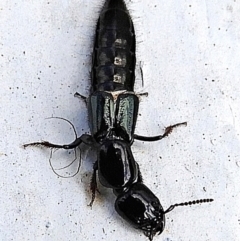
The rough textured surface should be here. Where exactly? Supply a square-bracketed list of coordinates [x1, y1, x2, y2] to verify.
[1, 0, 239, 240]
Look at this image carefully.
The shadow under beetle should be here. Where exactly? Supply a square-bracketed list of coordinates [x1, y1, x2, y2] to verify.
[24, 0, 213, 240]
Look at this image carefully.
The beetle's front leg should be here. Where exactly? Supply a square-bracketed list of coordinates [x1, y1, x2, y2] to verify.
[134, 122, 187, 142]
[89, 161, 99, 207]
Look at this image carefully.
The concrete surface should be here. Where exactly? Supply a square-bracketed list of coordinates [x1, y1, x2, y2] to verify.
[1, 0, 240, 240]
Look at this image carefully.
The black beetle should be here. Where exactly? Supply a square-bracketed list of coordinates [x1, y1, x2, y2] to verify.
[24, 0, 213, 240]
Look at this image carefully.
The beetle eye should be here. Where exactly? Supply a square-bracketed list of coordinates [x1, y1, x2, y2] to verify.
[151, 201, 157, 206]
[151, 200, 159, 208]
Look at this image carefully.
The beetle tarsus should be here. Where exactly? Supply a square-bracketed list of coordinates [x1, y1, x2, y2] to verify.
[163, 122, 187, 137]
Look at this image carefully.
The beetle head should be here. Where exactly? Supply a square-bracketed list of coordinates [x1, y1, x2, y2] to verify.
[115, 183, 165, 241]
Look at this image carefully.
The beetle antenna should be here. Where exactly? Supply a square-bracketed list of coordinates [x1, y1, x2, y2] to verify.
[164, 198, 214, 214]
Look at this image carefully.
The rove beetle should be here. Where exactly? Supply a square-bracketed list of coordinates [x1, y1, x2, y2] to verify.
[24, 0, 213, 240]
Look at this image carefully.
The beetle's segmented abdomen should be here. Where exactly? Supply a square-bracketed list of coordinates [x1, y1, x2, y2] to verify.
[92, 0, 135, 92]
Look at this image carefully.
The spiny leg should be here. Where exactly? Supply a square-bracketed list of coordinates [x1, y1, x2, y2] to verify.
[23, 134, 85, 149]
[134, 122, 187, 142]
[88, 161, 99, 207]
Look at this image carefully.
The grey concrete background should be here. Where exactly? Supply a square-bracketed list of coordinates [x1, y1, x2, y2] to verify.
[1, 0, 239, 240]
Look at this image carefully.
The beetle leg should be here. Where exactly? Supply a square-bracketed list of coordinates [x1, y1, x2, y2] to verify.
[74, 92, 87, 104]
[137, 92, 148, 97]
[134, 122, 187, 142]
[88, 161, 99, 207]
[136, 163, 143, 183]
[23, 134, 94, 149]
[140, 62, 144, 88]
